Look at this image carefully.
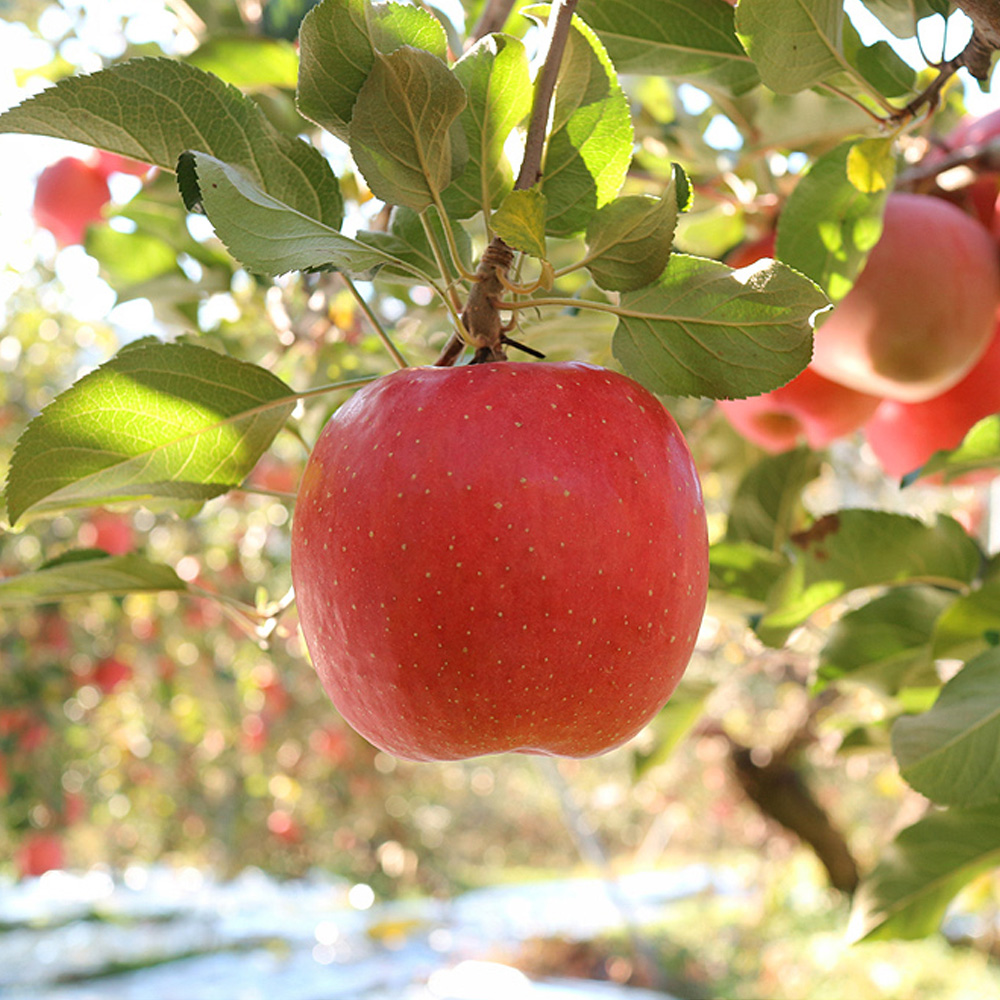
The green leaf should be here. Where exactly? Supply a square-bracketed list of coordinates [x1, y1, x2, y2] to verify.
[858, 0, 949, 39]
[583, 189, 677, 292]
[612, 254, 826, 399]
[817, 586, 953, 693]
[357, 206, 472, 283]
[725, 447, 823, 551]
[442, 32, 533, 220]
[846, 137, 897, 194]
[491, 188, 548, 259]
[0, 552, 187, 607]
[0, 57, 343, 229]
[933, 576, 1000, 662]
[184, 34, 300, 90]
[843, 20, 916, 98]
[911, 415, 1000, 485]
[776, 141, 888, 301]
[759, 512, 982, 637]
[297, 0, 446, 142]
[576, 0, 759, 96]
[892, 649, 1000, 807]
[849, 806, 1000, 941]
[538, 12, 633, 238]
[4, 342, 296, 525]
[708, 540, 789, 608]
[348, 46, 468, 211]
[736, 0, 851, 94]
[177, 152, 416, 279]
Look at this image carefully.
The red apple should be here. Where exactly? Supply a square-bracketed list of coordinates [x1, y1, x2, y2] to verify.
[725, 231, 776, 269]
[719, 365, 881, 452]
[16, 832, 64, 877]
[32, 156, 111, 245]
[864, 321, 1000, 478]
[291, 361, 709, 761]
[810, 193, 1000, 403]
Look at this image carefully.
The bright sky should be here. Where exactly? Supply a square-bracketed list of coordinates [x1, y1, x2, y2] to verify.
[1, 0, 999, 338]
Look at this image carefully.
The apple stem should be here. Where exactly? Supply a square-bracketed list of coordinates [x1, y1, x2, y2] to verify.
[434, 0, 579, 366]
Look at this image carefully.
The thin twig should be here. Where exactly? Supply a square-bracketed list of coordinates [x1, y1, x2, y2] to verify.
[341, 274, 409, 368]
[434, 0, 579, 365]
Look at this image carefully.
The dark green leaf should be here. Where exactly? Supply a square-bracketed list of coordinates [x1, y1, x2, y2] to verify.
[818, 586, 953, 693]
[297, 0, 446, 142]
[736, 0, 851, 94]
[177, 152, 416, 278]
[584, 188, 677, 292]
[0, 552, 187, 607]
[893, 648, 1000, 807]
[577, 0, 759, 96]
[0, 58, 343, 228]
[349, 47, 468, 211]
[5, 342, 296, 524]
[849, 806, 1000, 941]
[759, 512, 982, 637]
[612, 254, 826, 399]
[725, 447, 822, 551]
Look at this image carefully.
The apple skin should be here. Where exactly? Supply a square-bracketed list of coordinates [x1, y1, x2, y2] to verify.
[32, 156, 111, 245]
[719, 365, 882, 453]
[291, 362, 708, 761]
[864, 321, 1000, 479]
[810, 193, 1000, 403]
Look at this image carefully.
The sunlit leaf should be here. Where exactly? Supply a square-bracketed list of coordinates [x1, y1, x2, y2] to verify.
[0, 57, 343, 228]
[776, 141, 888, 301]
[5, 342, 296, 524]
[443, 32, 533, 220]
[537, 12, 633, 237]
[736, 0, 850, 94]
[491, 188, 548, 259]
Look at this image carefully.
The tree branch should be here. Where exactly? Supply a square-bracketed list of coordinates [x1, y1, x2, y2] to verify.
[435, 0, 579, 365]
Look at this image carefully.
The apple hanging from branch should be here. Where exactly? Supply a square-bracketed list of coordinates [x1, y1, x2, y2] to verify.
[291, 363, 709, 761]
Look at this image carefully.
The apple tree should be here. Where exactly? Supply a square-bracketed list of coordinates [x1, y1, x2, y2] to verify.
[2, 0, 1000, 942]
